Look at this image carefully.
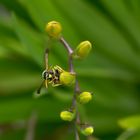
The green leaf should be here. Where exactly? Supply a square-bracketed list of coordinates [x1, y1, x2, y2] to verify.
[118, 115, 140, 129]
[0, 95, 68, 124]
[100, 0, 140, 51]
[53, 0, 140, 73]
[12, 14, 45, 67]
[117, 129, 137, 140]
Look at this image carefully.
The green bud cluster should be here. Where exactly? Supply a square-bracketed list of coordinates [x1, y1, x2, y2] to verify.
[44, 21, 94, 138]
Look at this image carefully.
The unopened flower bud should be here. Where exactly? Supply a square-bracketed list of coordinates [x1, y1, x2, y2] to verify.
[81, 126, 94, 136]
[74, 41, 92, 59]
[77, 92, 92, 104]
[60, 110, 75, 121]
[45, 21, 62, 38]
[60, 72, 76, 85]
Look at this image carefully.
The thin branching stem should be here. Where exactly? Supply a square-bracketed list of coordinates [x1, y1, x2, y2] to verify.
[37, 48, 49, 94]
[60, 37, 73, 54]
[25, 112, 37, 140]
[59, 36, 81, 140]
[75, 80, 81, 93]
[60, 37, 75, 73]
[69, 55, 74, 73]
[75, 123, 80, 140]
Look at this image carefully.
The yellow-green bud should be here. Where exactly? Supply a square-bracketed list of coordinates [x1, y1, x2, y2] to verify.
[74, 41, 92, 59]
[77, 92, 92, 104]
[45, 21, 62, 38]
[81, 126, 94, 136]
[60, 110, 75, 121]
[60, 72, 76, 85]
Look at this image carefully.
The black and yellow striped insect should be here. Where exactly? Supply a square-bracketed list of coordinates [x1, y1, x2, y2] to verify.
[42, 65, 63, 87]
[37, 49, 63, 94]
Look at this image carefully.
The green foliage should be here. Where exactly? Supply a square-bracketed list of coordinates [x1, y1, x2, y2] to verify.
[119, 115, 140, 129]
[117, 115, 140, 140]
[0, 0, 140, 139]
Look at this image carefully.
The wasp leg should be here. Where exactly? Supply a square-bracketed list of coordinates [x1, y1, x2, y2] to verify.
[54, 65, 64, 73]
[45, 80, 48, 88]
[52, 83, 62, 87]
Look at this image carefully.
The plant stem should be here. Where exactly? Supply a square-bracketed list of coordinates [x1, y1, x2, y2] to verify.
[75, 124, 80, 140]
[60, 37, 73, 54]
[37, 48, 49, 94]
[69, 55, 74, 73]
[75, 80, 81, 93]
[45, 48, 49, 70]
[60, 37, 74, 72]
[25, 112, 37, 140]
[60, 36, 81, 140]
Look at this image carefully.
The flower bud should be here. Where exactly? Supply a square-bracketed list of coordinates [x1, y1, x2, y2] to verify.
[60, 110, 75, 121]
[45, 21, 62, 38]
[60, 72, 76, 85]
[81, 126, 94, 136]
[77, 92, 92, 104]
[74, 41, 92, 59]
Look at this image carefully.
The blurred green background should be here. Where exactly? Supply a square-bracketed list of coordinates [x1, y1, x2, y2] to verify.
[0, 0, 140, 140]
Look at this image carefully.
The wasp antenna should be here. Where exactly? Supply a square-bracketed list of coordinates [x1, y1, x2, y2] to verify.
[37, 80, 45, 94]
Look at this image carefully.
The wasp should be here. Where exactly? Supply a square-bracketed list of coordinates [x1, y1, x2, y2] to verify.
[42, 65, 63, 87]
[37, 49, 63, 94]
